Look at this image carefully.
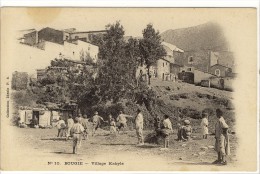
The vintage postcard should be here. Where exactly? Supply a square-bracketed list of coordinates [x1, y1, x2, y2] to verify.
[0, 8, 258, 171]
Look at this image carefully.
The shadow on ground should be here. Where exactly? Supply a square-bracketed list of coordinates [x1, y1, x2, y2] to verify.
[100, 143, 136, 146]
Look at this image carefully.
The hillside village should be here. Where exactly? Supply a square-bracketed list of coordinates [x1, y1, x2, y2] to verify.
[14, 24, 236, 91]
[12, 22, 236, 131]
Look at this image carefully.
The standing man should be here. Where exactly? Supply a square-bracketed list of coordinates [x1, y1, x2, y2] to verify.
[66, 115, 74, 140]
[116, 111, 133, 134]
[92, 111, 104, 136]
[135, 109, 144, 145]
[70, 117, 84, 154]
[213, 108, 230, 165]
[81, 114, 89, 140]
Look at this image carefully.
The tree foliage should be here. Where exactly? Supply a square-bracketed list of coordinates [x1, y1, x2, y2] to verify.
[36, 58, 96, 105]
[95, 21, 140, 103]
[139, 24, 166, 84]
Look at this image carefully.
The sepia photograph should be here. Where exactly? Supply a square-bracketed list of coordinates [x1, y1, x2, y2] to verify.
[0, 7, 258, 172]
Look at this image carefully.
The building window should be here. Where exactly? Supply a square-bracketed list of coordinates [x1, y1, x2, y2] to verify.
[188, 56, 193, 64]
[75, 36, 79, 39]
[187, 68, 192, 72]
[166, 62, 167, 65]
[215, 69, 221, 76]
[163, 63, 164, 67]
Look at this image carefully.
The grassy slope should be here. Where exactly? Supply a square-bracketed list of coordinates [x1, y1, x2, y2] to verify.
[149, 78, 235, 133]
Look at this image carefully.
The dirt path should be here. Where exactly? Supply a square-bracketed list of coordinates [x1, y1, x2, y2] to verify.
[2, 126, 238, 171]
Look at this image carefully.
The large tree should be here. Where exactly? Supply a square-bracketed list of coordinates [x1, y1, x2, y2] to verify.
[139, 24, 166, 85]
[96, 21, 139, 103]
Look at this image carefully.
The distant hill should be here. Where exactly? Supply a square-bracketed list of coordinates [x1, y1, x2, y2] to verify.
[160, 22, 229, 52]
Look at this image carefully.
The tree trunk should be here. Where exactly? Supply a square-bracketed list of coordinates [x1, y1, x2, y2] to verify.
[148, 66, 151, 85]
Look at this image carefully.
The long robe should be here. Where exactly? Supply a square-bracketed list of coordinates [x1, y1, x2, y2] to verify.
[201, 117, 209, 135]
[215, 117, 230, 155]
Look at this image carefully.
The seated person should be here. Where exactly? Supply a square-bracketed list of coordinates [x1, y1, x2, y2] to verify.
[178, 120, 192, 141]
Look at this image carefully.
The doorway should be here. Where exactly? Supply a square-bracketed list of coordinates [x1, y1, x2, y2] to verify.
[33, 111, 40, 125]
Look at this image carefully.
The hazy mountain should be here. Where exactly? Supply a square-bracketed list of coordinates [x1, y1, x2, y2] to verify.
[160, 22, 229, 51]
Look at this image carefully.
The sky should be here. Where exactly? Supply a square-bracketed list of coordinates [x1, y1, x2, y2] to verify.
[5, 8, 240, 37]
[1, 8, 257, 76]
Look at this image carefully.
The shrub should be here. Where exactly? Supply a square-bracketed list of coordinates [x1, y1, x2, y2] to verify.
[182, 108, 201, 119]
[213, 97, 230, 107]
[202, 108, 214, 116]
[179, 93, 188, 99]
[10, 114, 20, 126]
[169, 95, 180, 100]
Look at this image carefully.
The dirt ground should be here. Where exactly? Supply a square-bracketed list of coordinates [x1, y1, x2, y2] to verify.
[3, 124, 238, 171]
[5, 79, 239, 171]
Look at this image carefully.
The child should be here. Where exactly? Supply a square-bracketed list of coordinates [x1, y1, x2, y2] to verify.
[92, 111, 104, 136]
[110, 118, 117, 134]
[161, 114, 173, 148]
[177, 123, 183, 141]
[154, 115, 161, 131]
[81, 115, 89, 140]
[201, 112, 209, 139]
[56, 117, 66, 138]
[66, 115, 74, 140]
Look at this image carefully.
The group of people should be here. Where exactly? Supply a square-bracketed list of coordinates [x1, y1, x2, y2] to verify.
[152, 108, 230, 165]
[55, 108, 230, 165]
[55, 109, 144, 154]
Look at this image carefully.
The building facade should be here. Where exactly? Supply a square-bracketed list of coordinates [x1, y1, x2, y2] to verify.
[152, 42, 184, 81]
[209, 64, 232, 77]
[23, 30, 38, 46]
[174, 50, 211, 73]
[38, 27, 64, 44]
[156, 58, 171, 80]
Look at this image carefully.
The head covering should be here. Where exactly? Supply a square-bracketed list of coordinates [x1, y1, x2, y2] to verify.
[164, 114, 169, 119]
[94, 111, 98, 115]
[74, 117, 79, 123]
[83, 114, 88, 118]
[184, 120, 190, 125]
[216, 108, 223, 117]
